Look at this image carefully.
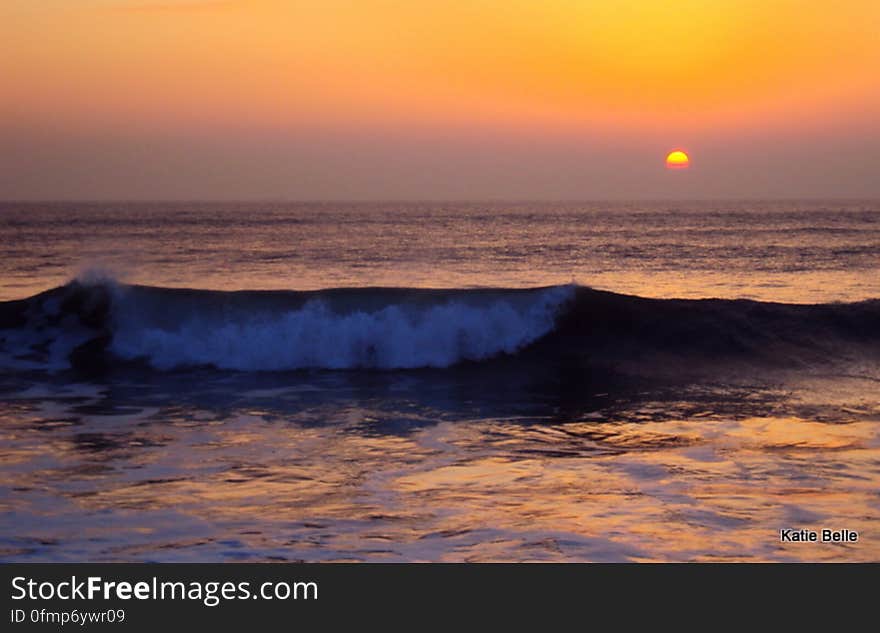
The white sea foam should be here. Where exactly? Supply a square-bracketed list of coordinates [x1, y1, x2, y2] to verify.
[109, 286, 574, 370]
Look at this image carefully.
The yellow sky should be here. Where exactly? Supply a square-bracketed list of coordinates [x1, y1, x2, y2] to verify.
[4, 0, 878, 130]
[2, 1, 879, 198]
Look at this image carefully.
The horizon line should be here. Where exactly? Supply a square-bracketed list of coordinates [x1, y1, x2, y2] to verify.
[1, 196, 878, 205]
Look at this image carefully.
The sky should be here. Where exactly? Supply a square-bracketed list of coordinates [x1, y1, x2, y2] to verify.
[1, 0, 879, 200]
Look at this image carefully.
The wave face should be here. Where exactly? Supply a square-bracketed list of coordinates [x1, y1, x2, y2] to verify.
[1, 281, 878, 374]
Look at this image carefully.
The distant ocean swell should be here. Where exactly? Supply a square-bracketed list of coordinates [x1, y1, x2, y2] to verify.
[0, 280, 878, 374]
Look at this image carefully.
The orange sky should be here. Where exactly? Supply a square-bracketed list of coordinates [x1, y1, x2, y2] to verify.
[2, 1, 879, 199]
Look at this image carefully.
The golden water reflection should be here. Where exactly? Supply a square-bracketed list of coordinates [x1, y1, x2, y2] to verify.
[1, 374, 878, 562]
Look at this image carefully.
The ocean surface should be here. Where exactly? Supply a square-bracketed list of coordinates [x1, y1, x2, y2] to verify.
[1, 200, 878, 562]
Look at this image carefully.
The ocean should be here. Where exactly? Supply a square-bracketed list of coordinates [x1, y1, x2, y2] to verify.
[1, 200, 878, 561]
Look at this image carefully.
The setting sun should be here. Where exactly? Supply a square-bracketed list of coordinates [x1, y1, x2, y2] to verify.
[665, 150, 690, 169]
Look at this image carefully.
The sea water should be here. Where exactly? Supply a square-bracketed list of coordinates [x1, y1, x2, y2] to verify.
[0, 200, 878, 561]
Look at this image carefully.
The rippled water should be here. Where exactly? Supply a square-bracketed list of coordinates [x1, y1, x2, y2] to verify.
[1, 200, 878, 302]
[1, 200, 878, 561]
[2, 370, 878, 562]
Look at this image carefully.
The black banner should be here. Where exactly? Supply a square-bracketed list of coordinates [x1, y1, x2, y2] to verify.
[1, 563, 874, 628]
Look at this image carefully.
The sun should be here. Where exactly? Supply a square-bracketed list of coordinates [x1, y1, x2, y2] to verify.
[665, 149, 690, 169]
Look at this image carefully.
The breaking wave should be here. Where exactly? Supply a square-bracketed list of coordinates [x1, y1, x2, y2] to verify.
[0, 280, 878, 375]
[0, 281, 573, 371]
